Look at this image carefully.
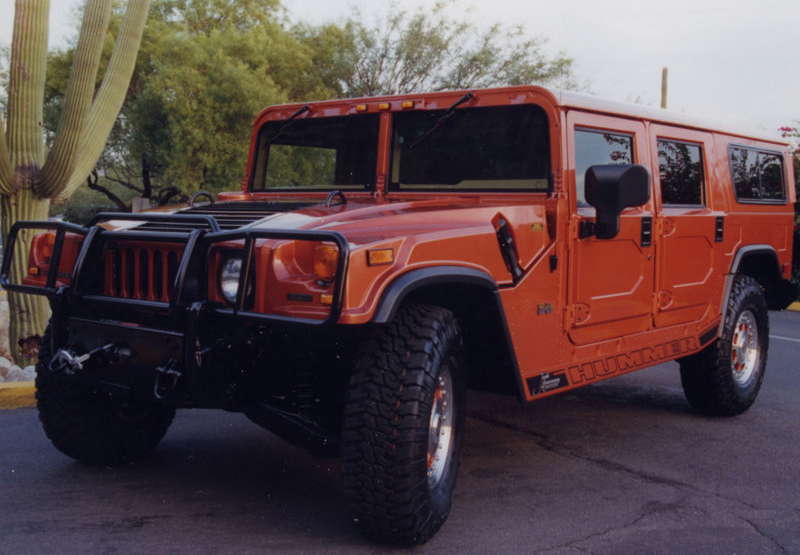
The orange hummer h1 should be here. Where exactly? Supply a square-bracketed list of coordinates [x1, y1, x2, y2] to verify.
[2, 86, 796, 544]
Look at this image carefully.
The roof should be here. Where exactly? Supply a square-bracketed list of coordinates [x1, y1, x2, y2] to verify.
[255, 85, 787, 146]
[551, 88, 785, 145]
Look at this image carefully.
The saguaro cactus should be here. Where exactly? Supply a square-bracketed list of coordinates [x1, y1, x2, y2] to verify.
[1, 0, 151, 365]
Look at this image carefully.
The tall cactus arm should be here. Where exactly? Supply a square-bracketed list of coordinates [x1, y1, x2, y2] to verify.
[6, 0, 49, 190]
[62, 0, 152, 197]
[35, 0, 112, 199]
[0, 119, 14, 195]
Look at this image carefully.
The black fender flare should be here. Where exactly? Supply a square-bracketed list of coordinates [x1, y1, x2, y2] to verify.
[723, 245, 795, 313]
[370, 266, 528, 402]
[371, 266, 499, 323]
[728, 244, 780, 275]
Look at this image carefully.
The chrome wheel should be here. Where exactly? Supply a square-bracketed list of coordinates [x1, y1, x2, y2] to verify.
[679, 275, 768, 416]
[427, 368, 454, 489]
[341, 304, 465, 544]
[731, 309, 759, 386]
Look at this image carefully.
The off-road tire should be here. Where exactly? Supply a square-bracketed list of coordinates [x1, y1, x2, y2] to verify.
[36, 327, 176, 466]
[340, 304, 466, 545]
[680, 275, 769, 416]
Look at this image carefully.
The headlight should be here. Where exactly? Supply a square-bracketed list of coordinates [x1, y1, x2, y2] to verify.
[219, 252, 245, 305]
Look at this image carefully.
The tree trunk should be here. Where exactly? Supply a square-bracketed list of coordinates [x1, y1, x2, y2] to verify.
[142, 151, 153, 199]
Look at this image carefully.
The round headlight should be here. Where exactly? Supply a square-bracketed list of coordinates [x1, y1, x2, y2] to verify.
[219, 254, 243, 304]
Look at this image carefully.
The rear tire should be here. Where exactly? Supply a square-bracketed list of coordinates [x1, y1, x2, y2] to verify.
[36, 327, 175, 466]
[680, 275, 769, 416]
[340, 304, 466, 545]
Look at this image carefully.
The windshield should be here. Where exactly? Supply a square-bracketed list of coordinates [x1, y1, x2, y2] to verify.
[390, 104, 550, 190]
[250, 114, 380, 191]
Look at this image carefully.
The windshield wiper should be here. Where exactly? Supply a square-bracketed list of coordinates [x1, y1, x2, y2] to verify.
[263, 104, 311, 148]
[408, 91, 474, 150]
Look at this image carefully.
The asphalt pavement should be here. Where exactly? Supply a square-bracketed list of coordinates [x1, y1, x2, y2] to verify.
[1, 311, 799, 554]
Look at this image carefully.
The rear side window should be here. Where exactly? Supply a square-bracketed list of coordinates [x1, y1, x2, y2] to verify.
[657, 139, 704, 205]
[729, 146, 786, 202]
[574, 129, 634, 205]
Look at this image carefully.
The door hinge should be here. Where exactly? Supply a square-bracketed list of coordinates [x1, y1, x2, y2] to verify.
[570, 303, 590, 324]
[655, 290, 673, 310]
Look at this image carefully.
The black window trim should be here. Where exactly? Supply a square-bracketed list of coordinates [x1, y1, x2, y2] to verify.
[656, 137, 707, 208]
[728, 144, 788, 205]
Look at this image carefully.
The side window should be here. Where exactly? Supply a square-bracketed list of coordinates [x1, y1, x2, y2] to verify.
[574, 129, 634, 205]
[730, 146, 786, 202]
[657, 139, 704, 205]
[760, 152, 785, 200]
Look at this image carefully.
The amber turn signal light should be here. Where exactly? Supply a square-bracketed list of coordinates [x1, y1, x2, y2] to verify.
[367, 248, 394, 266]
[314, 244, 339, 282]
[29, 232, 56, 275]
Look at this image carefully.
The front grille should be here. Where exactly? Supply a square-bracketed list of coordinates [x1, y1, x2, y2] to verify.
[96, 201, 314, 302]
[104, 242, 183, 302]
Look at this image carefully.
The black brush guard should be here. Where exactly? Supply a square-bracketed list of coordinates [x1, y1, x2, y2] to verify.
[1, 212, 350, 326]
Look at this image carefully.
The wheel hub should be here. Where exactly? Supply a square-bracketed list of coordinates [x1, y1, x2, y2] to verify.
[731, 309, 759, 386]
[427, 368, 454, 488]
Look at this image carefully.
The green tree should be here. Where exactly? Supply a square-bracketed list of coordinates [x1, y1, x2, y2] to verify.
[1, 0, 150, 365]
[312, 1, 576, 97]
[46, 0, 576, 211]
[45, 0, 337, 201]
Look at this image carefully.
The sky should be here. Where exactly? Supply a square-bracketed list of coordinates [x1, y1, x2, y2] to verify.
[0, 0, 798, 138]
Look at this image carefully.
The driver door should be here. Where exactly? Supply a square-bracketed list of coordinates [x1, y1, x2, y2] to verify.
[566, 114, 655, 345]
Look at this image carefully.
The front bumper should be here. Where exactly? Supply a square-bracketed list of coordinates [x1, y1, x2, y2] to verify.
[1, 213, 351, 409]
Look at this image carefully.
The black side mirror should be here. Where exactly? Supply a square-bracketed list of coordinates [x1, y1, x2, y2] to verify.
[584, 164, 650, 239]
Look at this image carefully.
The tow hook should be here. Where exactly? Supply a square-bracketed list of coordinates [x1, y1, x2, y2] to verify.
[154, 359, 182, 400]
[49, 343, 131, 375]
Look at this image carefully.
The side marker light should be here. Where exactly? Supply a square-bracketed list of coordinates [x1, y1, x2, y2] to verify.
[367, 248, 394, 266]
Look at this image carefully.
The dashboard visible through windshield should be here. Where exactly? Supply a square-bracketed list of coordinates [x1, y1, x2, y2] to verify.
[250, 113, 380, 191]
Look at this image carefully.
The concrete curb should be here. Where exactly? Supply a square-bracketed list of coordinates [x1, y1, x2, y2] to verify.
[0, 382, 35, 410]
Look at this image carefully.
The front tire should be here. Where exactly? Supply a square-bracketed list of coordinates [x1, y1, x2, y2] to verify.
[680, 275, 769, 416]
[36, 327, 176, 466]
[340, 304, 466, 545]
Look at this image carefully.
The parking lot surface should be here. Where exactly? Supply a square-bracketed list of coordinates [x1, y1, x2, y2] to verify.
[1, 311, 799, 554]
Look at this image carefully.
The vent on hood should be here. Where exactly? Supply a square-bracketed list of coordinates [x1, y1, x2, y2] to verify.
[134, 201, 314, 232]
